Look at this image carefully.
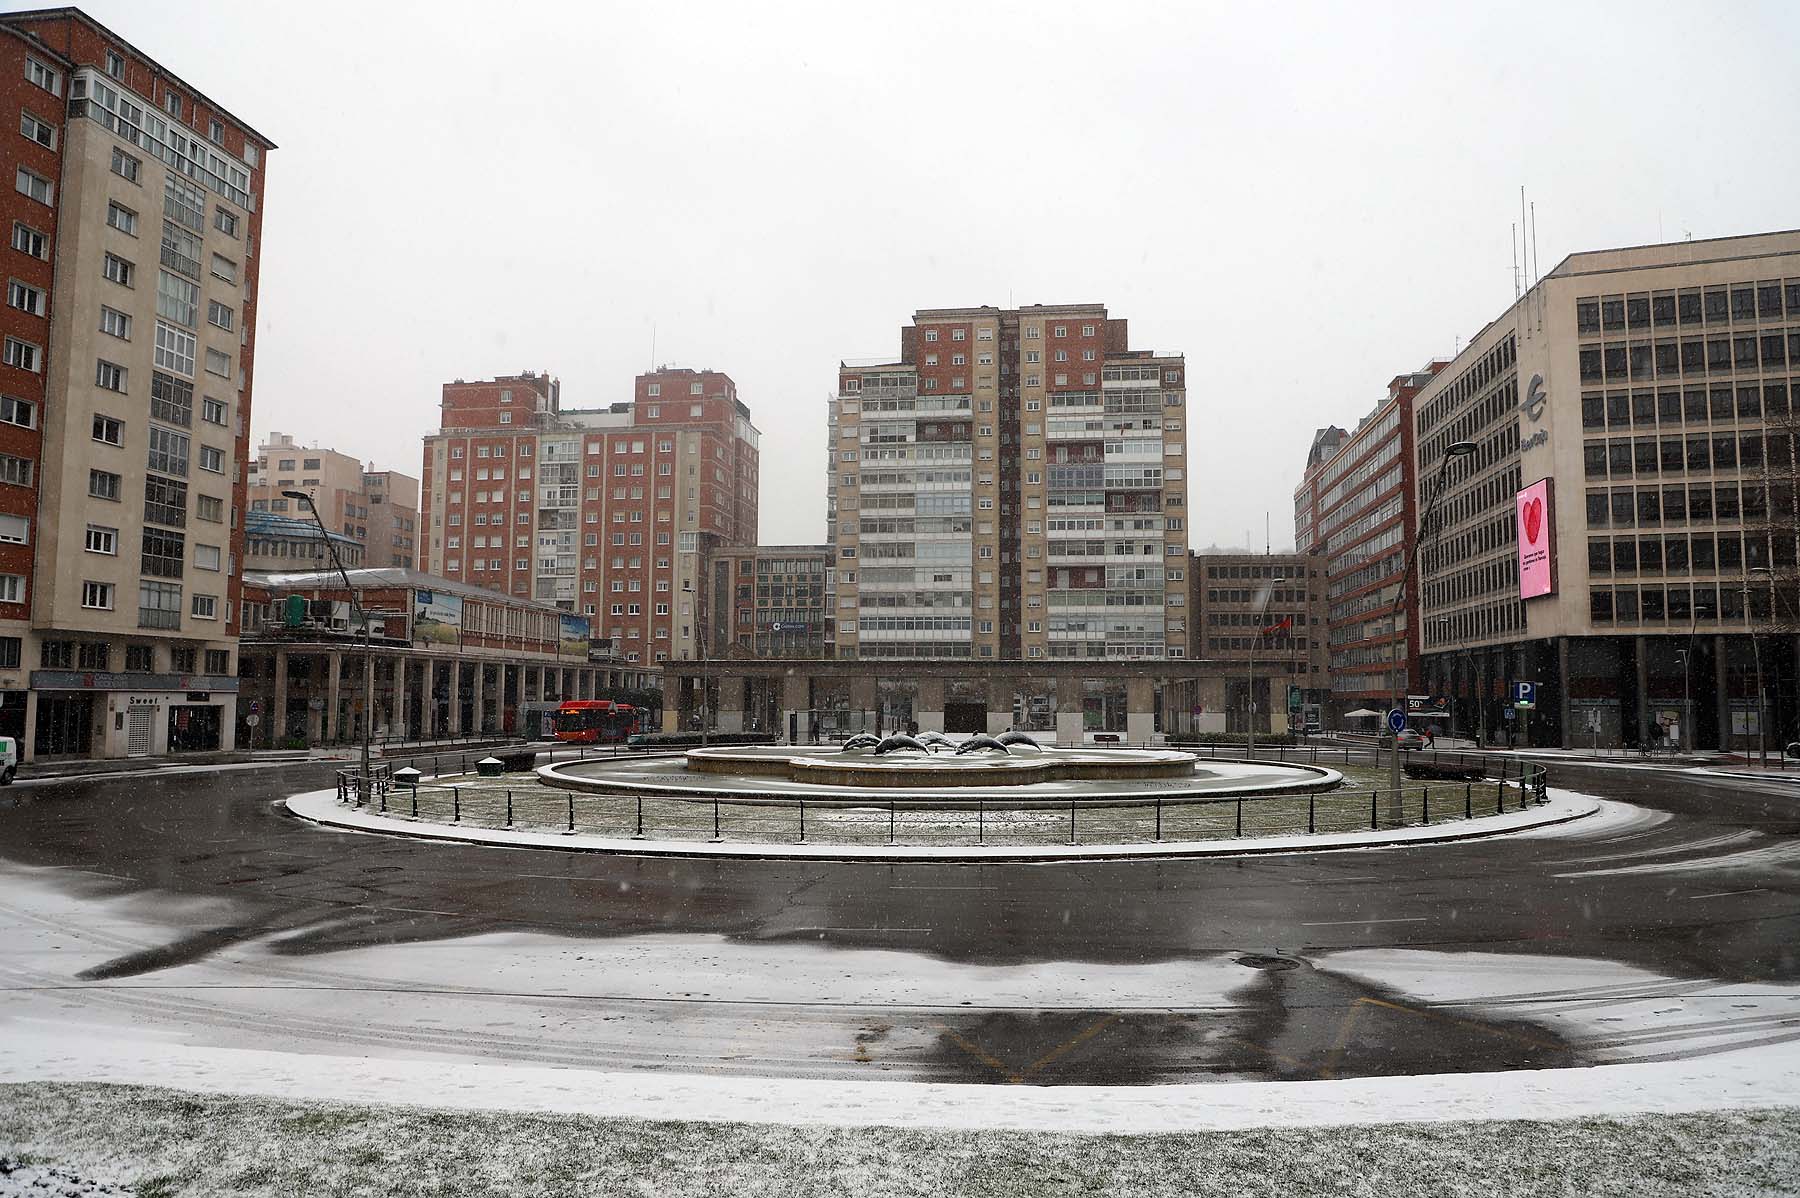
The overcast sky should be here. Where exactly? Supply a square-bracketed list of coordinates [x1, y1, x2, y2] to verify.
[49, 0, 1800, 549]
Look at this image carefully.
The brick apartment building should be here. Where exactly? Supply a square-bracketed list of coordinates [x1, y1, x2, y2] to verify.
[249, 431, 419, 568]
[0, 8, 272, 759]
[420, 368, 760, 667]
[831, 304, 1189, 662]
[1293, 365, 1444, 722]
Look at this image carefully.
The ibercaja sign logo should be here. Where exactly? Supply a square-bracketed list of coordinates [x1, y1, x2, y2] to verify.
[1516, 477, 1555, 599]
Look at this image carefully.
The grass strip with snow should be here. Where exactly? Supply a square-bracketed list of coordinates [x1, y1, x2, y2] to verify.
[2, 1082, 1797, 1197]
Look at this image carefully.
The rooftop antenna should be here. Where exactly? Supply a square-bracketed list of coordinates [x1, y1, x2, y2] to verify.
[649, 323, 657, 372]
[1511, 221, 1521, 300]
[1265, 512, 1271, 556]
[1531, 200, 1542, 331]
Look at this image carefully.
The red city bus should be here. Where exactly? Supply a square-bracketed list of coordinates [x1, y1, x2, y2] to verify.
[551, 700, 641, 744]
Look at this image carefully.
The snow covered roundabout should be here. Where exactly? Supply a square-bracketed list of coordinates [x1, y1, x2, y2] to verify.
[283, 739, 1593, 861]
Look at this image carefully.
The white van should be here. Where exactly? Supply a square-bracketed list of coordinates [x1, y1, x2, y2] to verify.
[0, 735, 16, 783]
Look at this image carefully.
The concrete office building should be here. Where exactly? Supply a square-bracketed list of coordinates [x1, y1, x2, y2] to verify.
[705, 543, 832, 662]
[249, 431, 419, 569]
[0, 8, 273, 759]
[1417, 229, 1800, 751]
[831, 304, 1190, 663]
[1186, 550, 1328, 733]
[420, 368, 760, 666]
[1293, 365, 1444, 721]
[243, 508, 361, 572]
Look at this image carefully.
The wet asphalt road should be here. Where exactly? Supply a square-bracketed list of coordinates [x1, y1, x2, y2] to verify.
[0, 756, 1795, 1085]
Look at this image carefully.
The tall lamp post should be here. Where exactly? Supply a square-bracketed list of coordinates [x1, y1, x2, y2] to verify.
[284, 490, 374, 803]
[1752, 564, 1796, 763]
[1387, 440, 1479, 799]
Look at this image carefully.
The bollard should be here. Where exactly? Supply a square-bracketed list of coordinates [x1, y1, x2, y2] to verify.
[634, 795, 645, 840]
[1422, 787, 1429, 826]
[1370, 789, 1378, 830]
[453, 787, 461, 823]
[977, 799, 985, 846]
[1069, 799, 1077, 846]
[1308, 792, 1315, 834]
[505, 790, 513, 827]
[1496, 773, 1504, 814]
[568, 793, 575, 832]
[888, 799, 896, 845]
[1235, 797, 1243, 838]
[1464, 781, 1472, 819]
[797, 800, 806, 844]
[713, 797, 722, 842]
[1155, 796, 1162, 842]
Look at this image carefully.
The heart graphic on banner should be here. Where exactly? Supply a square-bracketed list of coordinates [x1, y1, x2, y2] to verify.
[1523, 496, 1543, 544]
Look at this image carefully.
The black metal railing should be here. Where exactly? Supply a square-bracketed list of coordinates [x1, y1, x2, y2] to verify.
[351, 747, 1551, 849]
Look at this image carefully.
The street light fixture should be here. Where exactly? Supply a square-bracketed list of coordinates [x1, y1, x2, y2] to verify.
[1388, 440, 1479, 800]
[284, 490, 374, 804]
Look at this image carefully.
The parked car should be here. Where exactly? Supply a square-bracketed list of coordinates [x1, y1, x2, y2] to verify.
[1394, 728, 1427, 751]
[0, 734, 16, 783]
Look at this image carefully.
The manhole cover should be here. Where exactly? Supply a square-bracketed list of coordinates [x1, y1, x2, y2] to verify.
[1235, 954, 1300, 971]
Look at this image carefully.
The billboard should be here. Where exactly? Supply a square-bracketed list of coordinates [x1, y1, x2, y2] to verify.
[558, 613, 590, 658]
[414, 589, 463, 645]
[1517, 477, 1556, 599]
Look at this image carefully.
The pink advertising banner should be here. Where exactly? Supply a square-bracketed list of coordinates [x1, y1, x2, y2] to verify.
[1517, 477, 1556, 599]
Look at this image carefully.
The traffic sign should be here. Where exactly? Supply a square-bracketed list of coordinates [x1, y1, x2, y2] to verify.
[245, 714, 261, 728]
[1512, 681, 1536, 708]
[1386, 708, 1408, 734]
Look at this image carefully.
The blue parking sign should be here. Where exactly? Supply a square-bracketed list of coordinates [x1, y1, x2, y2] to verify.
[1513, 681, 1536, 707]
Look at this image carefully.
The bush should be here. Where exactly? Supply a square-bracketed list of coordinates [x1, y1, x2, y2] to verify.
[1164, 732, 1299, 748]
[624, 731, 778, 749]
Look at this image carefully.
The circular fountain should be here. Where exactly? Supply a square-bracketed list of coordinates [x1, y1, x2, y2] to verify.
[537, 735, 1340, 803]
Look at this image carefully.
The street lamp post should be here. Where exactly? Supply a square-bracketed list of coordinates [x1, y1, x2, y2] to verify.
[1675, 647, 1690, 753]
[1387, 440, 1478, 799]
[284, 490, 373, 804]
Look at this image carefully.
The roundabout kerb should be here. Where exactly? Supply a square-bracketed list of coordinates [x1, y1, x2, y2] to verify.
[313, 740, 1559, 856]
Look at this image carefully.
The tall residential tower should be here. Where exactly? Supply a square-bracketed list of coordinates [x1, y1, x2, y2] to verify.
[831, 304, 1189, 661]
[0, 8, 273, 759]
[420, 367, 759, 666]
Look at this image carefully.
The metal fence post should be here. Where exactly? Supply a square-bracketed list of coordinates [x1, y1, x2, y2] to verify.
[411, 784, 418, 818]
[1370, 789, 1378, 830]
[888, 799, 895, 845]
[1422, 787, 1429, 826]
[978, 799, 985, 845]
[1307, 792, 1315, 834]
[713, 797, 722, 842]
[1465, 781, 1472, 820]
[506, 790, 513, 827]
[1154, 796, 1162, 842]
[568, 793, 575, 832]
[797, 799, 806, 844]
[453, 787, 460, 823]
[1069, 799, 1077, 845]
[1235, 797, 1243, 837]
[1496, 772, 1504, 814]
[634, 794, 644, 839]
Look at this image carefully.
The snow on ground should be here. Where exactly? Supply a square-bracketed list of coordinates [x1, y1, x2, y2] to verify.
[4, 1031, 1800, 1134]
[1323, 948, 1800, 1064]
[4, 1082, 1796, 1198]
[0, 1155, 136, 1197]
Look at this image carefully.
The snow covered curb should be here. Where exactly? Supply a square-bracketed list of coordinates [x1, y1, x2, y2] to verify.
[281, 786, 1599, 861]
[2, 1033, 1795, 1134]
